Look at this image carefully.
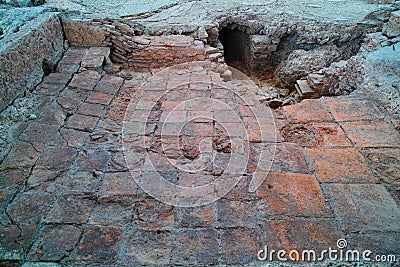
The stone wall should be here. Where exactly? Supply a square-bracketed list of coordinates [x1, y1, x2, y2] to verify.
[0, 12, 65, 111]
[62, 18, 206, 72]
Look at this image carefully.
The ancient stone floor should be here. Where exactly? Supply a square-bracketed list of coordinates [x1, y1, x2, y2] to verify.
[1, 46, 400, 266]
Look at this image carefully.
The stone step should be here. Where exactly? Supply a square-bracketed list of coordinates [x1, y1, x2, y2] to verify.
[207, 52, 223, 61]
[295, 79, 320, 99]
[204, 46, 220, 55]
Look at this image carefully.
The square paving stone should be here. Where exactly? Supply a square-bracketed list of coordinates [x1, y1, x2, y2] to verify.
[133, 198, 175, 230]
[325, 97, 384, 122]
[0, 167, 30, 189]
[283, 99, 334, 123]
[59, 127, 89, 148]
[220, 227, 266, 265]
[249, 143, 309, 174]
[35, 145, 77, 171]
[267, 219, 344, 260]
[32, 225, 81, 261]
[35, 82, 65, 96]
[77, 103, 107, 117]
[1, 142, 40, 168]
[74, 226, 122, 262]
[305, 148, 378, 183]
[45, 195, 95, 224]
[256, 172, 332, 217]
[99, 172, 139, 198]
[47, 171, 102, 194]
[93, 75, 124, 94]
[7, 193, 52, 224]
[363, 148, 400, 185]
[216, 199, 264, 227]
[340, 121, 400, 148]
[68, 71, 101, 91]
[19, 122, 59, 145]
[323, 184, 400, 232]
[43, 72, 73, 85]
[86, 92, 114, 105]
[121, 229, 173, 265]
[172, 229, 219, 266]
[88, 202, 133, 226]
[175, 205, 214, 228]
[66, 114, 99, 132]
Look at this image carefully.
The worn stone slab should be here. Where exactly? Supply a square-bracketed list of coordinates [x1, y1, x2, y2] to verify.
[324, 184, 400, 232]
[306, 147, 378, 183]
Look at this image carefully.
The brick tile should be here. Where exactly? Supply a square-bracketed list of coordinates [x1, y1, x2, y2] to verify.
[43, 72, 73, 85]
[223, 175, 257, 201]
[214, 110, 242, 123]
[75, 226, 122, 262]
[99, 172, 139, 198]
[325, 97, 384, 121]
[86, 92, 114, 105]
[47, 171, 101, 194]
[89, 202, 133, 226]
[178, 172, 213, 187]
[45, 195, 95, 224]
[19, 122, 59, 144]
[257, 172, 331, 217]
[35, 145, 77, 170]
[122, 229, 173, 265]
[35, 82, 64, 96]
[283, 99, 334, 123]
[324, 184, 400, 232]
[36, 225, 81, 261]
[133, 198, 175, 229]
[220, 228, 266, 265]
[306, 148, 378, 183]
[249, 143, 309, 174]
[1, 142, 40, 168]
[7, 193, 52, 224]
[363, 148, 400, 184]
[0, 168, 30, 190]
[159, 110, 187, 123]
[60, 127, 89, 148]
[66, 114, 99, 132]
[341, 121, 400, 148]
[68, 71, 101, 91]
[267, 219, 343, 257]
[77, 102, 107, 117]
[161, 100, 185, 110]
[172, 229, 219, 266]
[175, 205, 214, 228]
[94, 75, 124, 94]
[182, 122, 213, 136]
[217, 199, 264, 227]
[36, 103, 66, 125]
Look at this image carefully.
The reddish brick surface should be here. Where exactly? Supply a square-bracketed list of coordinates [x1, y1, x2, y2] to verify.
[2, 47, 400, 266]
[283, 99, 334, 123]
[306, 147, 378, 183]
[256, 172, 331, 217]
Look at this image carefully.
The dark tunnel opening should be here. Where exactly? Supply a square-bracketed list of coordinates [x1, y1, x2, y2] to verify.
[218, 27, 252, 71]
